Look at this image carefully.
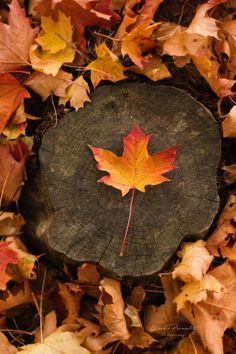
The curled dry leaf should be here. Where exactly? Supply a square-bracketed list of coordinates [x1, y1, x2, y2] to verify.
[58, 282, 84, 324]
[172, 240, 214, 283]
[223, 164, 236, 185]
[174, 274, 225, 312]
[35, 310, 57, 342]
[77, 262, 101, 298]
[0, 280, 32, 312]
[59, 76, 91, 110]
[206, 220, 236, 257]
[218, 194, 236, 223]
[222, 105, 236, 137]
[0, 0, 38, 72]
[86, 43, 126, 88]
[98, 277, 130, 341]
[25, 70, 73, 100]
[0, 212, 24, 236]
[126, 286, 145, 311]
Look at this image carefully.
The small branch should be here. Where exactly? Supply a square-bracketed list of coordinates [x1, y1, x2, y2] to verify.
[120, 189, 135, 257]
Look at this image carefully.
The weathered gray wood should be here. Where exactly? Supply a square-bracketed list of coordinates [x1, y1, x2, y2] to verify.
[22, 83, 221, 279]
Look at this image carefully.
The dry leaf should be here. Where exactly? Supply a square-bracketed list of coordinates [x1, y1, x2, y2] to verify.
[172, 240, 214, 283]
[0, 212, 24, 236]
[0, 0, 38, 71]
[86, 43, 126, 88]
[174, 274, 225, 312]
[77, 263, 101, 298]
[59, 283, 83, 324]
[59, 76, 91, 110]
[0, 241, 17, 290]
[25, 70, 73, 100]
[128, 55, 171, 81]
[98, 277, 130, 341]
[223, 164, 236, 185]
[0, 280, 32, 312]
[222, 105, 236, 137]
[0, 332, 17, 354]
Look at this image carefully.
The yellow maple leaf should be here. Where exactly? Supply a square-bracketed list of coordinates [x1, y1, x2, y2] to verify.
[30, 10, 75, 76]
[86, 43, 126, 88]
[59, 76, 91, 110]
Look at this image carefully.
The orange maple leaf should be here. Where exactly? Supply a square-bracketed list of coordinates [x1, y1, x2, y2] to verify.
[89, 124, 178, 255]
[89, 124, 178, 196]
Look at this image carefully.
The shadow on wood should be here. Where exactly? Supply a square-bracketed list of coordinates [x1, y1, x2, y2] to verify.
[21, 83, 221, 279]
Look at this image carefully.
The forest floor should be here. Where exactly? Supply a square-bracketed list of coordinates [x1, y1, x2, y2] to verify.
[0, 0, 236, 353]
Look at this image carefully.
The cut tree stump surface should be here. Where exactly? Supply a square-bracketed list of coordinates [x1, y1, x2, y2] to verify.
[23, 83, 221, 278]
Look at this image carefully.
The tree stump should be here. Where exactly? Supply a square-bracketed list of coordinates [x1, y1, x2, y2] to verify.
[22, 83, 221, 279]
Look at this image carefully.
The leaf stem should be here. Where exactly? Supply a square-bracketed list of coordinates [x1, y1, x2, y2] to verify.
[120, 188, 135, 257]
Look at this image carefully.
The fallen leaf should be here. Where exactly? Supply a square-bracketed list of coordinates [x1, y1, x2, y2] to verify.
[179, 261, 236, 354]
[0, 212, 24, 236]
[187, 3, 220, 39]
[128, 55, 171, 81]
[2, 103, 28, 140]
[144, 275, 186, 338]
[206, 220, 236, 257]
[20, 330, 91, 354]
[0, 280, 32, 312]
[0, 141, 29, 204]
[121, 20, 160, 68]
[0, 241, 17, 290]
[0, 332, 17, 354]
[167, 331, 211, 354]
[218, 194, 236, 223]
[86, 43, 126, 88]
[174, 274, 225, 312]
[223, 164, 236, 185]
[59, 283, 83, 324]
[25, 70, 73, 100]
[136, 0, 164, 24]
[98, 277, 130, 341]
[59, 75, 91, 110]
[192, 55, 235, 98]
[77, 262, 101, 298]
[30, 10, 75, 76]
[172, 240, 214, 283]
[0, 0, 38, 72]
[126, 286, 145, 311]
[222, 105, 236, 137]
[82, 331, 115, 352]
[34, 310, 57, 342]
[0, 74, 30, 133]
[89, 124, 178, 196]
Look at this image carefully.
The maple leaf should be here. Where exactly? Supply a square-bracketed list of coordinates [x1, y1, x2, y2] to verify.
[25, 69, 73, 100]
[0, 241, 17, 290]
[86, 43, 126, 88]
[172, 240, 213, 283]
[89, 124, 178, 197]
[59, 75, 91, 110]
[222, 105, 236, 137]
[187, 3, 220, 39]
[121, 20, 160, 68]
[0, 0, 38, 72]
[174, 274, 225, 312]
[30, 10, 75, 76]
[0, 140, 30, 204]
[0, 73, 30, 133]
[128, 55, 171, 81]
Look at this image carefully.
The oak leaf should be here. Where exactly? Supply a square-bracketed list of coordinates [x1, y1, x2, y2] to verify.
[172, 240, 213, 283]
[25, 70, 73, 100]
[59, 75, 91, 110]
[89, 124, 178, 196]
[0, 74, 30, 133]
[0, 0, 38, 72]
[86, 43, 126, 88]
[30, 10, 75, 76]
[0, 241, 17, 290]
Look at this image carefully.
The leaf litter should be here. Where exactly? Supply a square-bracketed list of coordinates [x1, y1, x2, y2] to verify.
[0, 0, 235, 353]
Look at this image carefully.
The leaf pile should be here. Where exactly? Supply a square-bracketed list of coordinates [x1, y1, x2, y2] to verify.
[0, 0, 236, 353]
